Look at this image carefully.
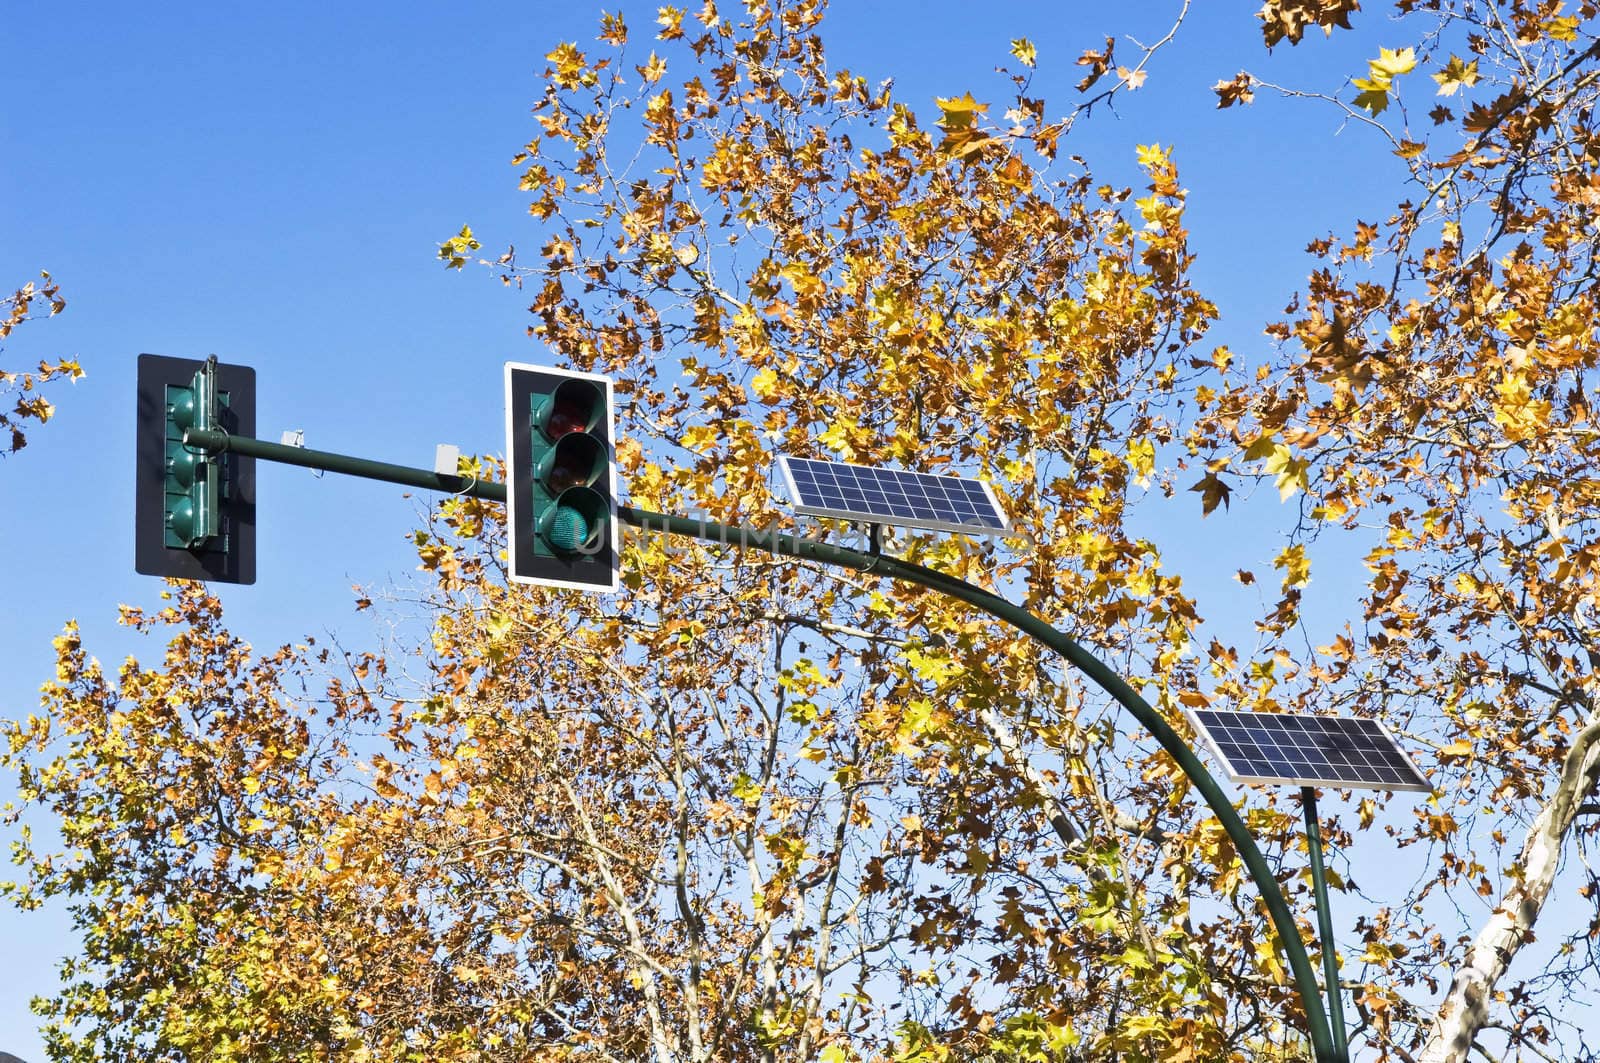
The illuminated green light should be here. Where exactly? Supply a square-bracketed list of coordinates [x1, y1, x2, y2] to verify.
[546, 506, 590, 552]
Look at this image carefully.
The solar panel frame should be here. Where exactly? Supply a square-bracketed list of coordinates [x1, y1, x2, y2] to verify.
[774, 455, 1010, 537]
[1186, 709, 1432, 793]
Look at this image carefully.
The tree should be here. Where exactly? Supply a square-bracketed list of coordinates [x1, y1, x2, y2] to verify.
[9, 4, 1292, 1059]
[9, 1, 1600, 1061]
[1, 272, 77, 456]
[1189, 2, 1600, 1060]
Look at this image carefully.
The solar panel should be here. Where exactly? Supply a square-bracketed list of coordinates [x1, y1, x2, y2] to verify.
[1187, 709, 1431, 793]
[774, 455, 1009, 536]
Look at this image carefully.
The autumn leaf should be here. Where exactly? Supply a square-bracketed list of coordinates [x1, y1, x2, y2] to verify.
[750, 366, 780, 400]
[1263, 444, 1309, 501]
[637, 51, 668, 84]
[1191, 472, 1231, 515]
[1127, 436, 1156, 487]
[1213, 72, 1255, 108]
[1353, 46, 1417, 114]
[656, 5, 685, 39]
[1076, 35, 1114, 92]
[1371, 46, 1418, 79]
[436, 224, 481, 269]
[546, 41, 592, 89]
[1274, 543, 1310, 588]
[1258, 0, 1359, 47]
[934, 92, 992, 157]
[1432, 55, 1479, 96]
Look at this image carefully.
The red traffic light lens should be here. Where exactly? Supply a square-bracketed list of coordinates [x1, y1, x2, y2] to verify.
[547, 395, 591, 437]
[536, 379, 603, 441]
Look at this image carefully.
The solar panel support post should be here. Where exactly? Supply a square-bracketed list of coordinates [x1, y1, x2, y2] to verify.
[1302, 787, 1351, 1063]
[171, 427, 1339, 1063]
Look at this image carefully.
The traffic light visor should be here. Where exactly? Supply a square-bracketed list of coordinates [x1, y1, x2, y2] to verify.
[535, 379, 604, 440]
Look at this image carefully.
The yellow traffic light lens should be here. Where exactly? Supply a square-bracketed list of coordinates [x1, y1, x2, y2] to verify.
[538, 433, 606, 493]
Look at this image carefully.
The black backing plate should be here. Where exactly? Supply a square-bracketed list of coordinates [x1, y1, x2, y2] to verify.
[134, 353, 256, 584]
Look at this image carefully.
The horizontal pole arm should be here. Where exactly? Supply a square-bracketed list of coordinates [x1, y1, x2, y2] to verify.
[183, 428, 505, 500]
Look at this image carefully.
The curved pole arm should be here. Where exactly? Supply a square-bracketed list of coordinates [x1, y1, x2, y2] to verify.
[618, 506, 1338, 1063]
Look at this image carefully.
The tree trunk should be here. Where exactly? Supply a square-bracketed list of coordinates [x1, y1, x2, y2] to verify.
[1416, 712, 1600, 1062]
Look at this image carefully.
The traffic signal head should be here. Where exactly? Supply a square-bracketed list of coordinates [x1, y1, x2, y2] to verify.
[135, 354, 256, 583]
[506, 363, 619, 591]
[163, 362, 220, 549]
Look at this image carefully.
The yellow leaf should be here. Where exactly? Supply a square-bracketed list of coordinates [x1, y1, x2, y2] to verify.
[1440, 739, 1473, 758]
[1354, 83, 1390, 115]
[1009, 38, 1037, 68]
[732, 772, 763, 805]
[935, 92, 988, 121]
[1264, 444, 1309, 501]
[1431, 56, 1479, 96]
[637, 51, 667, 84]
[1372, 46, 1417, 79]
[1543, 15, 1580, 41]
[656, 5, 685, 40]
[751, 367, 780, 400]
[818, 415, 858, 456]
[1274, 544, 1311, 589]
[1127, 437, 1155, 487]
[1135, 143, 1169, 169]
[546, 42, 590, 89]
[1243, 433, 1279, 462]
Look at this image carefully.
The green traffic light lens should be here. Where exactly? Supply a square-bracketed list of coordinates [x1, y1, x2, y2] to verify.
[546, 506, 590, 552]
[538, 486, 608, 556]
[168, 498, 196, 545]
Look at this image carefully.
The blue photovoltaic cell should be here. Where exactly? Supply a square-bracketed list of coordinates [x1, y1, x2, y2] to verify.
[1188, 709, 1431, 792]
[777, 456, 1008, 536]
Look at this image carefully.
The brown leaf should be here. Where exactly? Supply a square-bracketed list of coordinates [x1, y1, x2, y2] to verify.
[1212, 72, 1255, 108]
[1076, 36, 1115, 92]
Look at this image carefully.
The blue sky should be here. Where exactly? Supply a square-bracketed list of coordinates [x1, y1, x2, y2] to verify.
[1, 2, 1481, 1058]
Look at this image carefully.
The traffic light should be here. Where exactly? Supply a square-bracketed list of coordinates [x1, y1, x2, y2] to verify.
[135, 354, 256, 583]
[505, 362, 618, 591]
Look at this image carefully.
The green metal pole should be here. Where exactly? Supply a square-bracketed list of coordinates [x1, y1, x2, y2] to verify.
[182, 428, 481, 496]
[1302, 787, 1351, 1063]
[181, 427, 1339, 1062]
